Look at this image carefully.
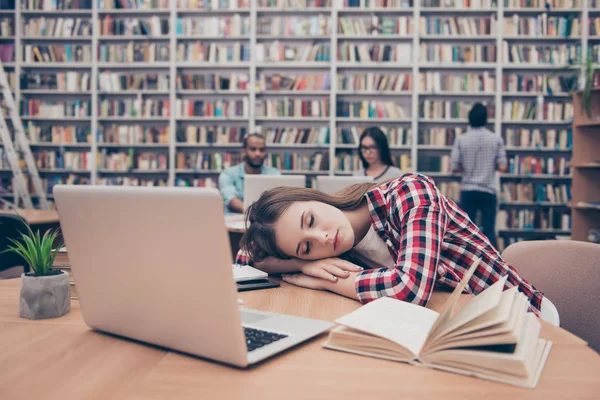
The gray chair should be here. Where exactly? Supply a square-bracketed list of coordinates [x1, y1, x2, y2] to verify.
[502, 240, 600, 352]
[0, 213, 30, 275]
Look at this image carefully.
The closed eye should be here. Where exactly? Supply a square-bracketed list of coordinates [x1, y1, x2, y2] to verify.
[308, 215, 314, 228]
[305, 241, 310, 255]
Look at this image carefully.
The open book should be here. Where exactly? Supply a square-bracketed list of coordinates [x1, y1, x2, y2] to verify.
[322, 259, 552, 388]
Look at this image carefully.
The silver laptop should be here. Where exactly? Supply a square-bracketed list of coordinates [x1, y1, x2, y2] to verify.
[53, 185, 333, 367]
[316, 176, 374, 195]
[243, 175, 305, 211]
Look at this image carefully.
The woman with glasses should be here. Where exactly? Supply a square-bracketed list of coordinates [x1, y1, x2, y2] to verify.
[353, 127, 403, 182]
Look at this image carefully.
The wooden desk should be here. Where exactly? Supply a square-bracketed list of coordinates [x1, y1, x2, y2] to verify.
[0, 208, 59, 225]
[0, 278, 598, 400]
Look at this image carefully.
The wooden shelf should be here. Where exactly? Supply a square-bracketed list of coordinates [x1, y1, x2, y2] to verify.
[571, 89, 600, 241]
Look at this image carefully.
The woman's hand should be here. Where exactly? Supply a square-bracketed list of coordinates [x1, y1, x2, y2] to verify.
[300, 257, 364, 282]
[282, 270, 361, 300]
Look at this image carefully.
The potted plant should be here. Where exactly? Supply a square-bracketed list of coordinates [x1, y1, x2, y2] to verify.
[3, 221, 70, 320]
[554, 54, 600, 118]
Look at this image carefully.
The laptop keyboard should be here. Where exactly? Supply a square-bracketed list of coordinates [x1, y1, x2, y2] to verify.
[244, 327, 288, 352]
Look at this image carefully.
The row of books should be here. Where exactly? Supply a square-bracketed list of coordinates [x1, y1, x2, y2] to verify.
[28, 70, 589, 95]
[418, 154, 451, 173]
[100, 0, 169, 9]
[0, 17, 13, 37]
[496, 209, 571, 231]
[20, 0, 92, 10]
[13, 0, 588, 10]
[98, 72, 169, 91]
[420, 100, 495, 120]
[339, 72, 412, 92]
[504, 14, 581, 37]
[337, 100, 409, 119]
[338, 43, 411, 63]
[99, 98, 171, 118]
[176, 42, 250, 63]
[335, 152, 411, 172]
[176, 151, 242, 170]
[418, 126, 571, 149]
[33, 151, 93, 171]
[21, 72, 91, 91]
[23, 44, 92, 63]
[502, 100, 573, 122]
[503, 128, 571, 149]
[178, 73, 248, 91]
[177, 98, 249, 117]
[26, 123, 91, 144]
[257, 98, 330, 118]
[259, 127, 330, 145]
[176, 15, 250, 37]
[99, 42, 170, 62]
[502, 73, 575, 94]
[337, 126, 411, 146]
[23, 17, 93, 37]
[504, 43, 581, 65]
[257, 15, 331, 36]
[419, 16, 496, 36]
[507, 155, 570, 176]
[259, 72, 330, 91]
[20, 99, 91, 117]
[99, 125, 170, 144]
[418, 127, 464, 146]
[175, 177, 216, 188]
[176, 126, 247, 144]
[265, 152, 329, 172]
[256, 42, 330, 62]
[100, 16, 169, 36]
[98, 149, 168, 171]
[499, 182, 571, 203]
[420, 43, 496, 63]
[338, 16, 413, 36]
[101, 177, 167, 186]
[420, 71, 494, 93]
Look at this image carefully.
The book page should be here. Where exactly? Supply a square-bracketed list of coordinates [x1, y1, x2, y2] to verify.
[334, 297, 439, 357]
[424, 258, 481, 345]
[431, 275, 508, 341]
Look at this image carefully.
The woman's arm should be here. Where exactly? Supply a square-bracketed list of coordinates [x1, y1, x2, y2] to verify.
[355, 175, 447, 306]
[254, 256, 305, 274]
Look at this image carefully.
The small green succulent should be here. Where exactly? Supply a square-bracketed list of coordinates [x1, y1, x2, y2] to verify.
[2, 217, 64, 276]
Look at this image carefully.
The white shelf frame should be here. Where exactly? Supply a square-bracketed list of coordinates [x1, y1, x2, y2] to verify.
[1, 0, 587, 225]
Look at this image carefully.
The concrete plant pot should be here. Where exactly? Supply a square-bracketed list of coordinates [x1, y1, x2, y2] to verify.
[20, 270, 71, 320]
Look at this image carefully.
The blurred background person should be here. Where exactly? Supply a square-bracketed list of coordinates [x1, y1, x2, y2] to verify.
[353, 127, 403, 183]
[451, 103, 507, 249]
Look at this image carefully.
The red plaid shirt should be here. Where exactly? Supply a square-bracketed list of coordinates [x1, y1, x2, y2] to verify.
[236, 173, 544, 316]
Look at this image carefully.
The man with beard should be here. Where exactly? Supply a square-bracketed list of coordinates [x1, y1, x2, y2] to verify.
[219, 133, 281, 214]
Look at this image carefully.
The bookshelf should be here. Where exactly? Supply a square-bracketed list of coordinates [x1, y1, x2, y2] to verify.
[1, 0, 593, 247]
[570, 87, 600, 242]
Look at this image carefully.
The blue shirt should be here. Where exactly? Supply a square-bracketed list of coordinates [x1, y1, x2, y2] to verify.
[218, 163, 281, 212]
[450, 127, 507, 195]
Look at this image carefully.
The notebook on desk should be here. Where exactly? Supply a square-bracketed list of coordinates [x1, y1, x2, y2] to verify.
[232, 264, 267, 282]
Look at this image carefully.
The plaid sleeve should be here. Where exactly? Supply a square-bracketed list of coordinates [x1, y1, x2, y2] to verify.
[355, 175, 447, 306]
[234, 248, 252, 265]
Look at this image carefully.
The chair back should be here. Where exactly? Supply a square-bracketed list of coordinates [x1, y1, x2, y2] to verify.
[502, 240, 600, 352]
[0, 214, 30, 273]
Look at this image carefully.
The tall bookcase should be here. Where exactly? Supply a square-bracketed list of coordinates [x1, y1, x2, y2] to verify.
[1, 0, 596, 248]
[570, 87, 600, 242]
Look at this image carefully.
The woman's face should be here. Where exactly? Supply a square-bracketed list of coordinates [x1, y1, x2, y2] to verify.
[273, 201, 355, 260]
[360, 136, 381, 166]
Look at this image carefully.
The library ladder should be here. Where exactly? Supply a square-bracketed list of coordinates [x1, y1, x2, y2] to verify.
[0, 60, 49, 210]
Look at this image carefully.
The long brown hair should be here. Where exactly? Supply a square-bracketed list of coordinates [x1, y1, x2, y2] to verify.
[240, 181, 381, 262]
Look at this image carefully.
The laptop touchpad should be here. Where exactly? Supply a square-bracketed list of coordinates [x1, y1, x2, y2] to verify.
[241, 311, 270, 324]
